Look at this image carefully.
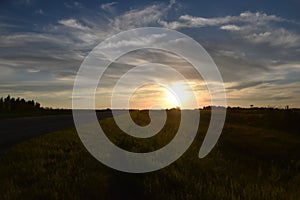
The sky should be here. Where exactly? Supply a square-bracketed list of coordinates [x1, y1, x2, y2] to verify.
[0, 0, 300, 109]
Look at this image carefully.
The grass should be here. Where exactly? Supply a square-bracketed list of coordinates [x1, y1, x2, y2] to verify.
[0, 109, 300, 199]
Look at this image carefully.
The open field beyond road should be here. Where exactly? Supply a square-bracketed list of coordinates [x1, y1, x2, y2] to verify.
[0, 109, 300, 199]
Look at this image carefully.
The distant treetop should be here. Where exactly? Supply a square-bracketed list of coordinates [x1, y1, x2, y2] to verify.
[0, 95, 42, 113]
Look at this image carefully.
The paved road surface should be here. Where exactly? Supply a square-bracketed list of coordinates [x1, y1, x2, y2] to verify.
[0, 111, 113, 150]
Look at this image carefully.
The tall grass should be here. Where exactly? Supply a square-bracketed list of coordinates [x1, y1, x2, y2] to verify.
[0, 109, 300, 199]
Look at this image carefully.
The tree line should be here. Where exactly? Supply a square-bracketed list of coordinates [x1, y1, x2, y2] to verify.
[0, 95, 41, 113]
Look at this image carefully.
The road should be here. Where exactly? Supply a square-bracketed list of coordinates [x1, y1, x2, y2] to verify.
[0, 111, 113, 150]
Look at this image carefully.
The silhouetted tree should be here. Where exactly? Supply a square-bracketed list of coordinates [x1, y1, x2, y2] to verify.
[35, 102, 41, 109]
[0, 97, 3, 111]
[0, 95, 43, 113]
[4, 95, 11, 112]
[285, 105, 289, 110]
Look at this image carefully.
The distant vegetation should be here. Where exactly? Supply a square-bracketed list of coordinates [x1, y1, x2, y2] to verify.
[0, 95, 41, 113]
[0, 95, 70, 118]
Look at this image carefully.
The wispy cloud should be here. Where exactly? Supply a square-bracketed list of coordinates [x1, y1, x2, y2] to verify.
[58, 19, 90, 31]
[220, 24, 242, 31]
[245, 28, 300, 47]
[160, 11, 300, 48]
[110, 0, 175, 30]
[159, 11, 284, 29]
[100, 2, 118, 13]
[64, 1, 83, 9]
[34, 9, 44, 15]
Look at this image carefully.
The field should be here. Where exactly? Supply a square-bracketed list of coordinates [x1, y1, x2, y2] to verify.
[0, 109, 300, 199]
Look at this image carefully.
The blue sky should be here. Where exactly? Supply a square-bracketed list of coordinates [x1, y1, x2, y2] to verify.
[0, 0, 300, 108]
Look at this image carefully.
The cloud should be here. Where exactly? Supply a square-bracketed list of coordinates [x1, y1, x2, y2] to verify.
[110, 0, 175, 30]
[111, 5, 164, 30]
[160, 11, 300, 48]
[34, 9, 44, 15]
[227, 80, 279, 90]
[238, 11, 283, 24]
[0, 31, 85, 79]
[101, 2, 118, 12]
[99, 33, 168, 50]
[0, 33, 63, 47]
[58, 19, 90, 31]
[0, 66, 15, 80]
[219, 24, 300, 48]
[159, 14, 232, 29]
[245, 28, 300, 47]
[0, 13, 115, 86]
[220, 24, 241, 31]
[64, 1, 83, 8]
[226, 80, 300, 108]
[159, 11, 285, 29]
[223, 62, 300, 106]
[179, 14, 234, 27]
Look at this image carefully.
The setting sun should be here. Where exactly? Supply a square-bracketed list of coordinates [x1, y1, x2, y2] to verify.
[164, 81, 193, 109]
[165, 89, 180, 108]
[126, 82, 197, 109]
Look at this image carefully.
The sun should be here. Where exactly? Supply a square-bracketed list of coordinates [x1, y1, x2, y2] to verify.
[165, 89, 180, 108]
[164, 81, 191, 108]
[126, 81, 195, 110]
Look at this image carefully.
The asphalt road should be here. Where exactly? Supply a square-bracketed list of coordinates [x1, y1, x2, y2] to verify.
[0, 111, 113, 150]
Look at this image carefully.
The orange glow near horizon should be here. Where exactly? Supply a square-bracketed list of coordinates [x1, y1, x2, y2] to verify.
[126, 81, 206, 109]
[95, 80, 211, 110]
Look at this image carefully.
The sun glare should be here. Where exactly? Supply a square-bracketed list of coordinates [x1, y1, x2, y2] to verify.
[127, 81, 198, 109]
[165, 81, 192, 108]
[165, 89, 180, 108]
